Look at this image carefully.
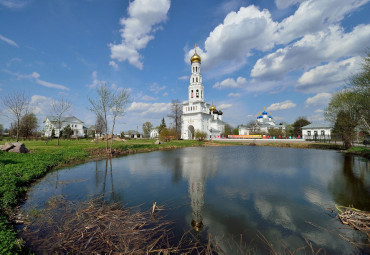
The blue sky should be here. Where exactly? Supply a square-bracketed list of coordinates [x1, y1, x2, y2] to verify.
[0, 0, 369, 132]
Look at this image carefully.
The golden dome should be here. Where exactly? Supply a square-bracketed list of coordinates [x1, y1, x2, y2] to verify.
[209, 104, 216, 111]
[190, 43, 201, 63]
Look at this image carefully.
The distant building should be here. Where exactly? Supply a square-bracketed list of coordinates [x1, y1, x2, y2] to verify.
[239, 108, 285, 135]
[125, 130, 142, 139]
[44, 116, 84, 138]
[150, 128, 159, 139]
[302, 123, 332, 140]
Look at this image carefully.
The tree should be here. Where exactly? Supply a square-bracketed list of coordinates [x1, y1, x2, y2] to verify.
[246, 120, 260, 134]
[62, 124, 73, 139]
[167, 99, 182, 139]
[195, 130, 207, 141]
[232, 127, 239, 135]
[158, 117, 167, 134]
[88, 82, 130, 154]
[142, 121, 153, 138]
[19, 113, 38, 139]
[325, 91, 362, 149]
[1, 91, 30, 142]
[51, 128, 55, 138]
[51, 97, 72, 145]
[95, 113, 106, 138]
[292, 117, 310, 138]
[0, 124, 3, 136]
[223, 123, 233, 137]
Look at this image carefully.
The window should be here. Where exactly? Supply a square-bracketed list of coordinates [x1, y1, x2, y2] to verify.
[321, 130, 325, 136]
[191, 90, 193, 98]
[196, 77, 198, 82]
[314, 131, 318, 136]
[196, 89, 199, 98]
[307, 131, 311, 136]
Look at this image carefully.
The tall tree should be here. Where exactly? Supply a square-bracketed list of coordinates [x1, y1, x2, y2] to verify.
[167, 99, 182, 139]
[223, 123, 233, 136]
[95, 113, 106, 138]
[19, 113, 38, 139]
[88, 82, 130, 154]
[246, 120, 260, 134]
[158, 117, 167, 134]
[1, 91, 30, 142]
[109, 87, 130, 152]
[142, 121, 153, 138]
[292, 117, 310, 138]
[0, 124, 3, 136]
[89, 83, 112, 153]
[51, 97, 72, 146]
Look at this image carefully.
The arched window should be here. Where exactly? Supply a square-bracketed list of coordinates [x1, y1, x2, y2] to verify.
[191, 90, 193, 98]
[196, 89, 199, 98]
[193, 77, 194, 83]
[196, 77, 198, 82]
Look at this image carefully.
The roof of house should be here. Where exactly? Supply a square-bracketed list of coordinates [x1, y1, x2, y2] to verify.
[45, 116, 84, 124]
[302, 123, 332, 129]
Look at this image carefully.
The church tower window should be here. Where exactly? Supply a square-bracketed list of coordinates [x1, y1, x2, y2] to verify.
[196, 89, 199, 98]
[191, 90, 194, 98]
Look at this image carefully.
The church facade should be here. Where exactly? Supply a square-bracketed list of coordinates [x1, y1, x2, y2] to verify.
[181, 45, 225, 140]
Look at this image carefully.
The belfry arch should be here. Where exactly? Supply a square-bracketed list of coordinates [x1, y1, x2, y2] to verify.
[188, 125, 195, 140]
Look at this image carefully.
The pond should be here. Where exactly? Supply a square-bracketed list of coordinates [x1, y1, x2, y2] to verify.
[21, 146, 370, 254]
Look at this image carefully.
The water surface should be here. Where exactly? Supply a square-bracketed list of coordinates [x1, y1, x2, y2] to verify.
[22, 146, 370, 253]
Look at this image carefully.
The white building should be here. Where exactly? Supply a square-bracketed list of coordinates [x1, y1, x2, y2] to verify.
[44, 116, 84, 138]
[302, 123, 332, 140]
[150, 128, 159, 139]
[181, 44, 225, 140]
[239, 108, 285, 135]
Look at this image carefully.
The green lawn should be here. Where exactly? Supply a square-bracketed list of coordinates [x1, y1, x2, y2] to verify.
[0, 138, 201, 254]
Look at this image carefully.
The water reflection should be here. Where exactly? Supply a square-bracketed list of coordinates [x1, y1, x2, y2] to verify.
[329, 155, 370, 210]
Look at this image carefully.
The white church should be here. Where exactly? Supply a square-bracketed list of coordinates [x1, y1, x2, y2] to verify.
[181, 44, 225, 140]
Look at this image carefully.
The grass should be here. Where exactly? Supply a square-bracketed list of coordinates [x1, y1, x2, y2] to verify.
[0, 138, 202, 254]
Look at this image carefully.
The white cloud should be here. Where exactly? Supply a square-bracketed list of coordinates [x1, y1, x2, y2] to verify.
[178, 75, 188, 80]
[305, 93, 331, 106]
[0, 34, 19, 47]
[213, 76, 247, 89]
[251, 24, 370, 80]
[297, 57, 362, 92]
[275, 0, 305, 9]
[185, 5, 277, 74]
[267, 100, 296, 111]
[141, 95, 156, 101]
[88, 71, 99, 88]
[109, 0, 170, 69]
[109, 61, 119, 70]
[0, 0, 31, 8]
[149, 83, 166, 94]
[128, 101, 170, 116]
[218, 103, 232, 110]
[227, 92, 241, 98]
[3, 69, 69, 90]
[30, 95, 53, 115]
[185, 0, 369, 77]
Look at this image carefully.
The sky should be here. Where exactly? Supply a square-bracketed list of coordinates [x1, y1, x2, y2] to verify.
[0, 0, 369, 132]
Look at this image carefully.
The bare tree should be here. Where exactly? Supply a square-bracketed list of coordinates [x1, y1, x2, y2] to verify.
[51, 97, 72, 145]
[88, 82, 131, 154]
[95, 113, 106, 139]
[246, 120, 261, 134]
[89, 83, 111, 153]
[167, 99, 182, 139]
[1, 91, 30, 142]
[110, 88, 130, 152]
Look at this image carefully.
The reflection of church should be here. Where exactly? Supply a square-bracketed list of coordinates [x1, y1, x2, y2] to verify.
[181, 44, 225, 140]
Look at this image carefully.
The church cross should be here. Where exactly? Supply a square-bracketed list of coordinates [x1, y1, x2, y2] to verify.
[194, 43, 197, 53]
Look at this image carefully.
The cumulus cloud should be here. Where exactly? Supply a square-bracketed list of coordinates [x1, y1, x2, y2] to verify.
[297, 57, 362, 92]
[0, 34, 19, 47]
[141, 95, 156, 101]
[185, 0, 368, 78]
[3, 69, 69, 90]
[267, 100, 296, 111]
[251, 24, 370, 80]
[128, 102, 170, 116]
[227, 92, 241, 98]
[305, 93, 331, 106]
[213, 77, 247, 89]
[109, 0, 170, 69]
[185, 5, 277, 73]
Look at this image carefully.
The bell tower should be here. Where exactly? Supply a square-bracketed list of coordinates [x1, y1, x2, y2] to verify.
[189, 43, 204, 103]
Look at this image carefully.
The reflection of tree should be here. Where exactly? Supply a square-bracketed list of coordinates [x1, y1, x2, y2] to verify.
[95, 159, 122, 203]
[329, 155, 370, 210]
